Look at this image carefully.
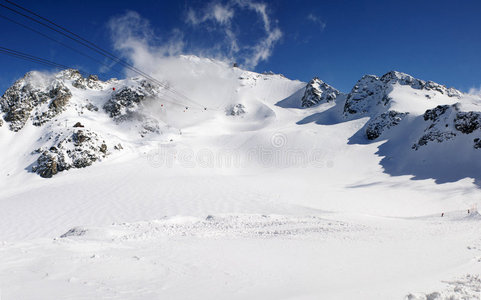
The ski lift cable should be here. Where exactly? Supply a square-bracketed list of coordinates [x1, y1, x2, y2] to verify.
[0, 3, 162, 85]
[0, 14, 122, 80]
[0, 47, 88, 75]
[1, 1, 209, 110]
[2, 1, 190, 97]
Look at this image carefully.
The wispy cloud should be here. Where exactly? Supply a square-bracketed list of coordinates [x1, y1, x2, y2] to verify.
[186, 3, 234, 26]
[468, 86, 481, 97]
[108, 1, 282, 72]
[307, 13, 326, 31]
[185, 0, 282, 68]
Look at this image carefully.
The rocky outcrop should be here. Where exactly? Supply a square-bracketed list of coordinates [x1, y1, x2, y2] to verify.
[0, 72, 72, 131]
[226, 104, 246, 116]
[103, 80, 159, 121]
[412, 130, 457, 150]
[103, 80, 162, 136]
[454, 111, 481, 134]
[32, 129, 109, 178]
[301, 78, 340, 108]
[423, 105, 450, 122]
[72, 74, 103, 90]
[32, 81, 72, 126]
[366, 111, 408, 140]
[412, 104, 481, 150]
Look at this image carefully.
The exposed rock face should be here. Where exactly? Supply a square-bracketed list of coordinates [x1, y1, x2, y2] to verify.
[413, 130, 457, 150]
[366, 111, 409, 140]
[423, 105, 450, 122]
[343, 71, 461, 116]
[32, 129, 109, 178]
[72, 74, 103, 90]
[0, 71, 72, 131]
[474, 138, 481, 149]
[301, 78, 340, 108]
[454, 111, 481, 134]
[226, 104, 246, 116]
[103, 80, 161, 136]
[32, 81, 72, 127]
[412, 104, 481, 150]
[103, 80, 159, 121]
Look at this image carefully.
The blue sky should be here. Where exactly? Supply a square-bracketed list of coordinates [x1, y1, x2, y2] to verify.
[1, 0, 481, 93]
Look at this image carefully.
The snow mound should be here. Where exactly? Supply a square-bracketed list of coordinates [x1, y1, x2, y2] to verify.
[59, 215, 359, 241]
[406, 274, 481, 300]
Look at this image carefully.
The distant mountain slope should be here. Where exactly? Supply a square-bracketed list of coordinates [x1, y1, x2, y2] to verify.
[1, 56, 480, 184]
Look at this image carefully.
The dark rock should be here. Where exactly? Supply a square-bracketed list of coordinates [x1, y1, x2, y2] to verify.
[100, 143, 107, 154]
[366, 111, 408, 140]
[474, 138, 481, 149]
[0, 71, 73, 131]
[226, 104, 246, 116]
[73, 122, 84, 128]
[60, 227, 87, 238]
[73, 130, 87, 144]
[85, 102, 98, 112]
[72, 73, 103, 90]
[301, 77, 340, 108]
[103, 80, 158, 120]
[32, 129, 110, 177]
[33, 151, 58, 178]
[454, 111, 481, 134]
[424, 105, 451, 121]
[412, 131, 457, 150]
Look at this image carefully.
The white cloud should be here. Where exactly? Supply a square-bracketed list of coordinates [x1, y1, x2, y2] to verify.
[186, 3, 234, 26]
[108, 11, 185, 77]
[307, 13, 326, 31]
[468, 86, 481, 97]
[230, 0, 282, 67]
[107, 1, 282, 74]
[109, 11, 184, 58]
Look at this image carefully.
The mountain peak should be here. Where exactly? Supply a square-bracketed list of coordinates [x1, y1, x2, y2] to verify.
[344, 71, 462, 116]
[301, 77, 341, 108]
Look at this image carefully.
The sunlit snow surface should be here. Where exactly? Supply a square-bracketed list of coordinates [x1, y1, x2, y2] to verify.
[1, 56, 481, 299]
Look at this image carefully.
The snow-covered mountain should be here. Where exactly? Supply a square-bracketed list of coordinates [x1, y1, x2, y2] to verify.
[1, 59, 480, 181]
[1, 56, 481, 300]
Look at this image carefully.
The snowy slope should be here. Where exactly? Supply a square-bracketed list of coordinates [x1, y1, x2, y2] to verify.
[1, 57, 481, 299]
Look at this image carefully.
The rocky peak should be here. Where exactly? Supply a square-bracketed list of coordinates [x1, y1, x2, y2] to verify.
[343, 71, 462, 116]
[56, 69, 83, 81]
[301, 77, 341, 108]
[103, 79, 160, 120]
[1, 71, 72, 131]
[72, 74, 103, 90]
